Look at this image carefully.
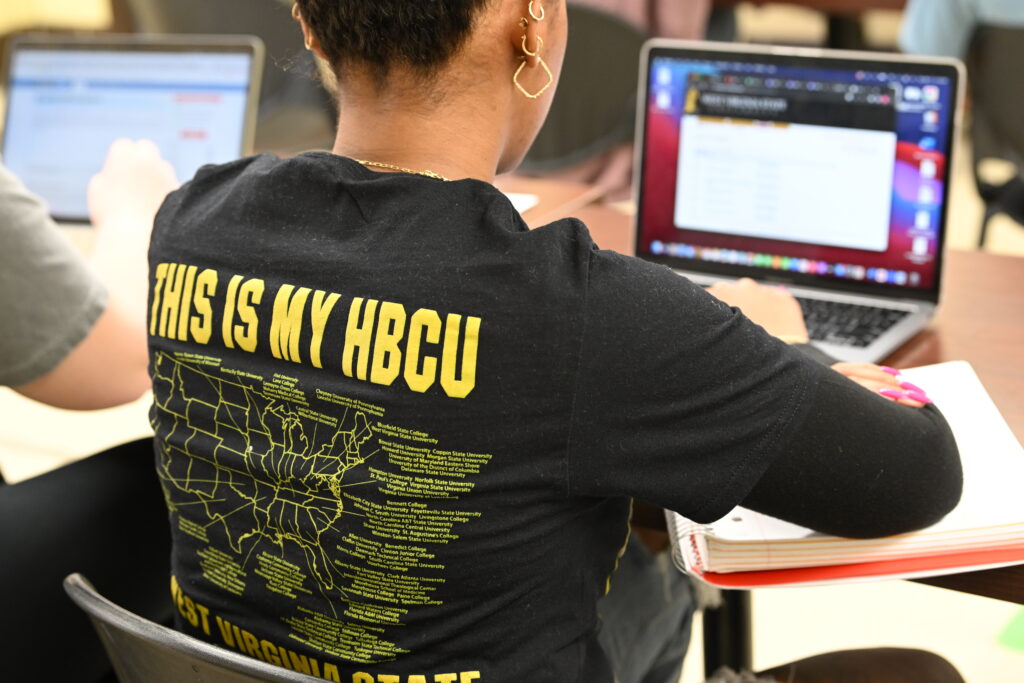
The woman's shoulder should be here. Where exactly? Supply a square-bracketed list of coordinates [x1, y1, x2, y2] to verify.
[157, 152, 348, 222]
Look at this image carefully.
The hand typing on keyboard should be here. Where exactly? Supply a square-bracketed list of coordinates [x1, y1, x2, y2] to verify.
[707, 278, 809, 342]
[708, 279, 932, 408]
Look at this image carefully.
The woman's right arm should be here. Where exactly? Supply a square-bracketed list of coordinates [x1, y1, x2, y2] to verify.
[567, 248, 962, 538]
[741, 366, 962, 538]
[707, 278, 963, 538]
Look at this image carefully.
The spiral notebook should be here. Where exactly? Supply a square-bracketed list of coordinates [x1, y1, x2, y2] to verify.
[667, 361, 1024, 588]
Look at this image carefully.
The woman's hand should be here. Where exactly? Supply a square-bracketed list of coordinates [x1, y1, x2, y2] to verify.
[708, 279, 934, 409]
[831, 362, 933, 408]
[707, 278, 809, 341]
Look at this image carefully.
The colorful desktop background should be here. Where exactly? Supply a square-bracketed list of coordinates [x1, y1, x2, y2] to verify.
[638, 54, 958, 293]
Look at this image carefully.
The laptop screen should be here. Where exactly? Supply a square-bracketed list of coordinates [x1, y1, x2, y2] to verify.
[636, 44, 962, 299]
[2, 37, 261, 222]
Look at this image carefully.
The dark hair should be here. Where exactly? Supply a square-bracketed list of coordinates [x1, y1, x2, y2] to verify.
[295, 0, 493, 81]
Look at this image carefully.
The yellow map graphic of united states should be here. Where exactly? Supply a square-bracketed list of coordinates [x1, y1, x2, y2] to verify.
[152, 352, 376, 594]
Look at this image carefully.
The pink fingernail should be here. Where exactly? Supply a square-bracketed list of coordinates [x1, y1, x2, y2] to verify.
[906, 391, 933, 404]
[879, 389, 904, 400]
[881, 366, 901, 376]
[900, 381, 924, 393]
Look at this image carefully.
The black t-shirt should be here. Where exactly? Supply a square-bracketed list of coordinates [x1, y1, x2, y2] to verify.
[147, 153, 820, 682]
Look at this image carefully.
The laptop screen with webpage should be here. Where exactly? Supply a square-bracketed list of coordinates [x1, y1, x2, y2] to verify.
[635, 43, 963, 301]
[1, 35, 262, 223]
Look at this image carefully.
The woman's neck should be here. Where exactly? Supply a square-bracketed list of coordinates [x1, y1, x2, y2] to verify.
[330, 71, 511, 183]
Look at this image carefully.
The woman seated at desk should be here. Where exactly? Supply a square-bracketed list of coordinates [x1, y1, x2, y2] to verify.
[146, 2, 963, 681]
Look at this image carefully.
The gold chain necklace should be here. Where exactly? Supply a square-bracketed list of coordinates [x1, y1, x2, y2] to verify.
[356, 159, 451, 182]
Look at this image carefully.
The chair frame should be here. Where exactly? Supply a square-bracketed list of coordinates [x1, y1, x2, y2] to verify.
[64, 573, 322, 683]
[966, 25, 1024, 249]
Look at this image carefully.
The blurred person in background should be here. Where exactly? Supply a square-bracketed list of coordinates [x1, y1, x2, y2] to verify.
[534, 0, 736, 197]
[900, 0, 1024, 58]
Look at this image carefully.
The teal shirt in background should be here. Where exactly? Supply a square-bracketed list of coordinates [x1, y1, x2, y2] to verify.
[900, 0, 1024, 58]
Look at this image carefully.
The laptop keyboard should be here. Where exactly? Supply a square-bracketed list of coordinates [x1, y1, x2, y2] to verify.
[796, 298, 911, 348]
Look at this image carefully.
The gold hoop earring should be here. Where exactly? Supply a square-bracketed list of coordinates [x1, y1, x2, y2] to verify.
[528, 1, 545, 22]
[514, 56, 554, 99]
[521, 34, 543, 58]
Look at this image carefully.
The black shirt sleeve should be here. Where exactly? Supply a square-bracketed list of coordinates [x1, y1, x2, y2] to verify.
[567, 249, 820, 522]
[567, 248, 962, 538]
[743, 352, 963, 538]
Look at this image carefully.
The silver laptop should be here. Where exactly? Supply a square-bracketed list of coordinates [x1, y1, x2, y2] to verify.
[634, 41, 965, 363]
[1, 33, 264, 225]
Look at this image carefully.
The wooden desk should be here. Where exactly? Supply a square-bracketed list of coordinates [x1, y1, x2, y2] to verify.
[887, 250, 1024, 604]
[569, 200, 1024, 671]
[499, 183, 1024, 609]
[573, 203, 1024, 600]
[562, 201, 1024, 672]
[885, 249, 1024, 445]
